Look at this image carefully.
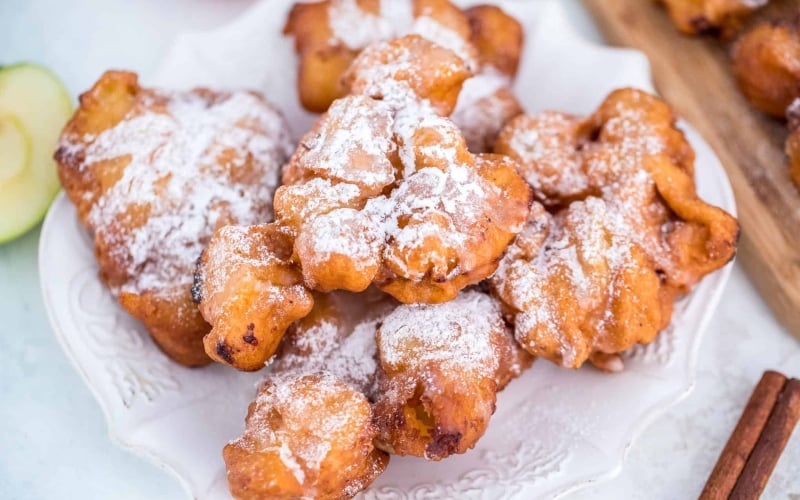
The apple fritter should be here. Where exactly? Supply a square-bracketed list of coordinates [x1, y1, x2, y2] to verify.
[491, 88, 739, 371]
[284, 0, 478, 112]
[372, 290, 531, 460]
[224, 372, 389, 500]
[193, 223, 314, 371]
[658, 0, 767, 36]
[272, 289, 397, 397]
[464, 4, 524, 77]
[275, 36, 532, 304]
[55, 71, 292, 366]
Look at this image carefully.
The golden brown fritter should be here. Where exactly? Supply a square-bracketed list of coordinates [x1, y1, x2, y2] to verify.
[283, 0, 359, 113]
[194, 224, 314, 371]
[284, 0, 477, 113]
[464, 4, 524, 78]
[274, 36, 532, 304]
[731, 18, 800, 117]
[495, 111, 590, 207]
[372, 290, 529, 460]
[490, 88, 739, 371]
[342, 34, 472, 115]
[55, 71, 292, 366]
[658, 0, 767, 36]
[272, 289, 397, 397]
[224, 372, 389, 500]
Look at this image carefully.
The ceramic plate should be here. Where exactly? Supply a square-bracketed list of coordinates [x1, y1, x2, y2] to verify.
[39, 1, 737, 498]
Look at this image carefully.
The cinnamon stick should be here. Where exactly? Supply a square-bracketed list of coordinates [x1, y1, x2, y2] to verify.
[731, 378, 800, 499]
[699, 371, 787, 500]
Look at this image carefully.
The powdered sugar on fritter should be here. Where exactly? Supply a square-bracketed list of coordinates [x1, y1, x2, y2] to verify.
[63, 90, 292, 297]
[452, 68, 520, 152]
[377, 291, 503, 378]
[491, 91, 704, 367]
[284, 51, 514, 280]
[232, 372, 368, 486]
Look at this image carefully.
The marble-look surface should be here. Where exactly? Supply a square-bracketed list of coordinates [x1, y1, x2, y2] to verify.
[0, 0, 797, 498]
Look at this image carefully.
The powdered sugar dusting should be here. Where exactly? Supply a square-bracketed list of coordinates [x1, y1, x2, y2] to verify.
[347, 40, 454, 112]
[377, 291, 503, 378]
[328, 0, 396, 50]
[411, 16, 477, 69]
[61, 89, 292, 297]
[301, 208, 383, 269]
[492, 90, 705, 367]
[198, 223, 296, 301]
[326, 0, 476, 68]
[273, 291, 395, 395]
[275, 318, 379, 393]
[298, 95, 396, 191]
[233, 372, 367, 486]
[495, 197, 644, 367]
[282, 55, 517, 284]
[452, 68, 521, 152]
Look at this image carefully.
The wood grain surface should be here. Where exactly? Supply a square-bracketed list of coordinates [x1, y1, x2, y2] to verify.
[582, 0, 800, 338]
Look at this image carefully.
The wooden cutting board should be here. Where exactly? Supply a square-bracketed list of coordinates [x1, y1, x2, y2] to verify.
[582, 0, 800, 339]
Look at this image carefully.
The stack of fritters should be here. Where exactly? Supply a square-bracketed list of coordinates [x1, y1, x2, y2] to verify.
[55, 2, 740, 498]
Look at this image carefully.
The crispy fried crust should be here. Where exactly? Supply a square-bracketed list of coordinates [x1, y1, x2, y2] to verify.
[464, 5, 524, 77]
[224, 373, 389, 500]
[491, 88, 739, 371]
[195, 224, 314, 371]
[343, 34, 472, 116]
[658, 0, 766, 36]
[372, 291, 529, 460]
[275, 36, 532, 304]
[283, 0, 478, 113]
[787, 99, 800, 189]
[731, 18, 800, 118]
[55, 71, 290, 367]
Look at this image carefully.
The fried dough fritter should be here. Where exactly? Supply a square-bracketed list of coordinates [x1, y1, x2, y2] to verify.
[372, 290, 530, 460]
[464, 4, 524, 78]
[658, 0, 767, 36]
[55, 71, 292, 366]
[284, 0, 524, 152]
[283, 0, 359, 114]
[274, 36, 532, 304]
[452, 6, 524, 152]
[224, 372, 389, 500]
[284, 0, 477, 113]
[451, 68, 524, 154]
[787, 98, 800, 188]
[193, 224, 314, 371]
[491, 88, 739, 371]
[731, 18, 800, 118]
[343, 34, 472, 115]
[272, 288, 397, 397]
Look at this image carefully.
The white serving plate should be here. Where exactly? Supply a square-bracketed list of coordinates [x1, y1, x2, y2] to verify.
[39, 1, 737, 498]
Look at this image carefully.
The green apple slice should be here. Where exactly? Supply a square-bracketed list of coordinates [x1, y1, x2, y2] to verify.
[0, 115, 30, 184]
[0, 63, 73, 244]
